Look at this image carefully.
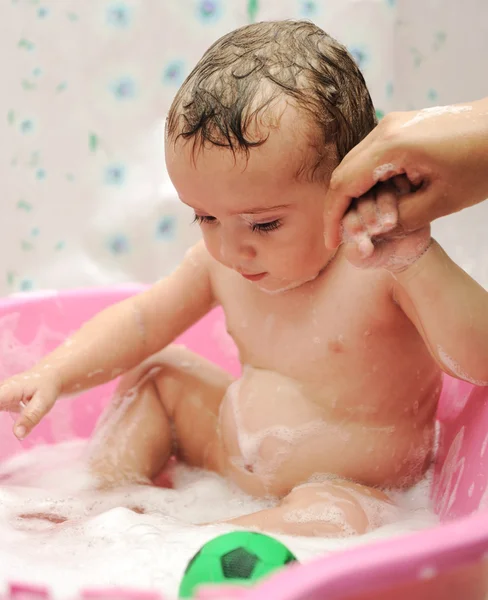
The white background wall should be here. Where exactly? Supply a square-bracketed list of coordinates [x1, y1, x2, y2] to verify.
[1, 0, 487, 295]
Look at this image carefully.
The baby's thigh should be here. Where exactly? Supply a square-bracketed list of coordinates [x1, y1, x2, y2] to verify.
[279, 479, 399, 537]
[149, 345, 234, 470]
[94, 345, 233, 477]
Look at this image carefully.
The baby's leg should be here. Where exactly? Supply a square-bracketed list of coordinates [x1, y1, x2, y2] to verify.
[223, 479, 398, 537]
[87, 345, 233, 486]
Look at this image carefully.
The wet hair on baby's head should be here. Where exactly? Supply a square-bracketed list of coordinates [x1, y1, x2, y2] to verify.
[167, 20, 377, 180]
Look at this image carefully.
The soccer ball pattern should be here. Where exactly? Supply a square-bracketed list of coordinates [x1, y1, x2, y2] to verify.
[179, 531, 298, 597]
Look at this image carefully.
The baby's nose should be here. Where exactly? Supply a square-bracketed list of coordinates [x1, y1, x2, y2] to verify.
[220, 233, 256, 264]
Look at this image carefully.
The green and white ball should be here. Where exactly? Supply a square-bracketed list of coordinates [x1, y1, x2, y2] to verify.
[179, 531, 298, 598]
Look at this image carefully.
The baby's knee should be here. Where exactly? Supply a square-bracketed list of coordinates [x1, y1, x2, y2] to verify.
[116, 345, 188, 398]
[281, 480, 397, 537]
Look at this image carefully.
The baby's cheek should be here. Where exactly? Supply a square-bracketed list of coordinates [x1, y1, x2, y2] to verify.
[201, 233, 221, 264]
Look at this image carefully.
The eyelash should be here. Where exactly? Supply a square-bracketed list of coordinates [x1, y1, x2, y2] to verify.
[192, 215, 282, 234]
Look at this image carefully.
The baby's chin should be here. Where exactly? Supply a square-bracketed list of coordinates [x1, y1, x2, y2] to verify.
[256, 272, 321, 295]
[257, 253, 337, 295]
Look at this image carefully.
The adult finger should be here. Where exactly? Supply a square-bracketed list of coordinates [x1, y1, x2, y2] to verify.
[396, 186, 441, 232]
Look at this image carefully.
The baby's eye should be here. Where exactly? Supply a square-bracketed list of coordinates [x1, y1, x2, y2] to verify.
[251, 220, 282, 233]
[193, 214, 217, 225]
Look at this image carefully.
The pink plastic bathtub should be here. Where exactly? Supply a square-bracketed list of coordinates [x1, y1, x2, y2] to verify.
[1, 286, 488, 600]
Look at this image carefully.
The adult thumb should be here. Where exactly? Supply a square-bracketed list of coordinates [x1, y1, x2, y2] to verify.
[397, 189, 436, 232]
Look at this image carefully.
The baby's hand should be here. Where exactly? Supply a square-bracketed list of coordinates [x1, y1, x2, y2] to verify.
[0, 369, 61, 439]
[341, 181, 432, 273]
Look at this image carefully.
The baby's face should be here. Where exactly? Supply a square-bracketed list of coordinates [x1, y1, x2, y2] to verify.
[166, 109, 335, 294]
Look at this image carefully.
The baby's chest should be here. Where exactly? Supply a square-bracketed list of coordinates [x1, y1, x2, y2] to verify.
[222, 285, 391, 379]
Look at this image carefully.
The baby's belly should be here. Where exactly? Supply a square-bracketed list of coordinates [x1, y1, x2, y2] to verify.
[218, 366, 435, 498]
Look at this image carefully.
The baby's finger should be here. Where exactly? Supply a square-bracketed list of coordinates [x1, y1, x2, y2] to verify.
[14, 392, 51, 440]
[355, 194, 381, 236]
[0, 382, 23, 412]
[9, 399, 28, 423]
[342, 210, 374, 258]
[375, 186, 398, 233]
[342, 209, 364, 239]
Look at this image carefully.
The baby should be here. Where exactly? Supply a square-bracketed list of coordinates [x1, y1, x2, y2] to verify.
[1, 21, 488, 538]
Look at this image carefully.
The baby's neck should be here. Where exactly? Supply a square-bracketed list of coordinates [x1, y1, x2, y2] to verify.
[258, 248, 339, 296]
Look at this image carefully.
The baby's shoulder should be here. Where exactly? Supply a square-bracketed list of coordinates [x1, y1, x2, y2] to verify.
[331, 253, 395, 296]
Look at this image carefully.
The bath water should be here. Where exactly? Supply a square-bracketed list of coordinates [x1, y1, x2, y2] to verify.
[0, 439, 438, 599]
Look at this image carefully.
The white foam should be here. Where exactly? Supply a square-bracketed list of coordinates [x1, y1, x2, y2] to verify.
[434, 427, 465, 515]
[372, 163, 397, 183]
[87, 369, 104, 379]
[437, 346, 488, 386]
[132, 304, 147, 341]
[481, 433, 488, 458]
[0, 441, 439, 599]
[284, 503, 357, 537]
[257, 277, 315, 295]
[257, 254, 337, 296]
[225, 380, 329, 482]
[418, 566, 437, 580]
[0, 313, 65, 381]
[401, 105, 472, 128]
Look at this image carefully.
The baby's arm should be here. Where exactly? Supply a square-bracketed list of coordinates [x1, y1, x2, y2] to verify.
[392, 240, 488, 385]
[0, 242, 216, 435]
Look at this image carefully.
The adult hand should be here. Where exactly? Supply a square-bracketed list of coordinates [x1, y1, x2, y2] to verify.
[324, 97, 488, 249]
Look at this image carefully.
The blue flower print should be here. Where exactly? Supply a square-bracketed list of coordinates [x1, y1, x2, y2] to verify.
[247, 0, 258, 23]
[108, 234, 130, 254]
[18, 39, 35, 51]
[349, 46, 368, 70]
[156, 215, 176, 240]
[36, 168, 46, 180]
[38, 6, 49, 18]
[110, 76, 136, 100]
[104, 163, 126, 185]
[162, 60, 186, 86]
[20, 119, 34, 134]
[197, 0, 222, 23]
[20, 278, 34, 292]
[433, 31, 447, 51]
[299, 1, 317, 17]
[106, 2, 132, 28]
